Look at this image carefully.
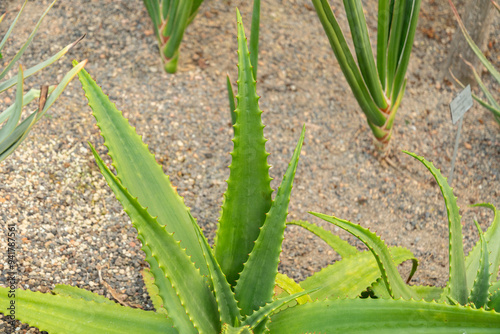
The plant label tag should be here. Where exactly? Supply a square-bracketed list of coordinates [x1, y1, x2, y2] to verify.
[449, 85, 473, 124]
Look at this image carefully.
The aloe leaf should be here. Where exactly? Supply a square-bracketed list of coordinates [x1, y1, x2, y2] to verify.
[311, 0, 386, 127]
[241, 289, 314, 330]
[385, 0, 406, 94]
[301, 246, 416, 300]
[268, 298, 500, 333]
[235, 126, 305, 316]
[249, 0, 260, 80]
[311, 212, 417, 300]
[227, 75, 237, 125]
[0, 0, 58, 80]
[91, 145, 219, 333]
[469, 220, 491, 309]
[275, 273, 312, 305]
[141, 268, 168, 314]
[488, 288, 500, 311]
[376, 0, 390, 89]
[448, 0, 500, 84]
[404, 151, 468, 305]
[0, 36, 84, 93]
[371, 278, 445, 301]
[390, 0, 421, 101]
[286, 220, 358, 258]
[222, 324, 253, 334]
[0, 66, 23, 143]
[0, 287, 175, 334]
[343, 0, 387, 110]
[162, 0, 192, 59]
[143, 0, 161, 40]
[214, 10, 273, 286]
[188, 211, 242, 327]
[466, 204, 500, 292]
[0, 0, 27, 52]
[76, 64, 208, 278]
[52, 285, 116, 305]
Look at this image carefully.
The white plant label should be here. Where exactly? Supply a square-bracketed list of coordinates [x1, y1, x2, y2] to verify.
[449, 84, 473, 124]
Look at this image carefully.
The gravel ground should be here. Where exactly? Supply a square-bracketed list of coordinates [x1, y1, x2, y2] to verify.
[0, 0, 499, 332]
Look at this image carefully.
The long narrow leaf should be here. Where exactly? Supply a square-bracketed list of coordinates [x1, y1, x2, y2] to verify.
[301, 246, 416, 300]
[0, 0, 28, 51]
[468, 221, 490, 309]
[214, 10, 273, 286]
[77, 63, 208, 277]
[311, 0, 386, 126]
[90, 144, 219, 333]
[189, 211, 241, 327]
[249, 0, 260, 79]
[286, 220, 358, 258]
[268, 298, 500, 333]
[0, 287, 175, 334]
[404, 151, 468, 305]
[235, 126, 305, 316]
[343, 0, 387, 109]
[311, 212, 417, 300]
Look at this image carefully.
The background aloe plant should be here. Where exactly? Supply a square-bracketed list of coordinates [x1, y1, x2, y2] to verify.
[143, 0, 203, 73]
[1, 8, 500, 334]
[448, 0, 500, 126]
[311, 0, 421, 151]
[0, 0, 86, 162]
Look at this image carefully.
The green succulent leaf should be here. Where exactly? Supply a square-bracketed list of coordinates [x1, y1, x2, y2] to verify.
[235, 125, 305, 316]
[268, 298, 500, 333]
[249, 0, 260, 80]
[287, 220, 358, 258]
[241, 289, 315, 330]
[141, 268, 168, 315]
[222, 324, 254, 334]
[488, 288, 500, 311]
[77, 64, 208, 277]
[311, 0, 386, 127]
[214, 9, 273, 286]
[188, 211, 242, 327]
[466, 204, 500, 293]
[404, 151, 468, 306]
[0, 287, 175, 334]
[343, 0, 387, 110]
[468, 220, 491, 309]
[302, 246, 416, 301]
[311, 212, 418, 300]
[227, 75, 237, 125]
[52, 285, 115, 305]
[90, 144, 219, 333]
[275, 273, 312, 305]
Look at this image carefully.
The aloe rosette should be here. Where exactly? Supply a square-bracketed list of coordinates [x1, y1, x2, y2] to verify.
[0, 0, 86, 162]
[312, 0, 421, 151]
[143, 0, 203, 73]
[448, 0, 500, 125]
[1, 9, 500, 334]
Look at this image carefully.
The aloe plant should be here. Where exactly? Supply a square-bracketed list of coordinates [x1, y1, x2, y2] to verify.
[0, 0, 86, 162]
[143, 0, 203, 73]
[312, 0, 421, 151]
[2, 9, 500, 334]
[303, 151, 500, 313]
[448, 0, 500, 125]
